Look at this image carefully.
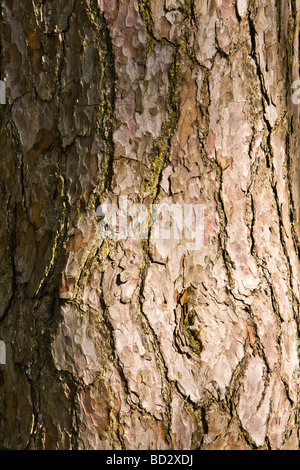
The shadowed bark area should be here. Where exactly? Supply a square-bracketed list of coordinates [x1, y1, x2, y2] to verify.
[0, 0, 299, 450]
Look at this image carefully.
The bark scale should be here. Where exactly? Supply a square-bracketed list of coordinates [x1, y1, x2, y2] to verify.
[0, 0, 299, 450]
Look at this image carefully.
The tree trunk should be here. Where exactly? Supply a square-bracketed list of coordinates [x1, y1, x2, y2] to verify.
[0, 0, 299, 450]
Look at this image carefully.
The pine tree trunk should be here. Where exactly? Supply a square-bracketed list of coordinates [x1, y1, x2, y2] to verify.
[0, 0, 299, 450]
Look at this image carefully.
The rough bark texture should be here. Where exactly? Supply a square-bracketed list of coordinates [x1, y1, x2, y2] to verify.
[0, 0, 299, 450]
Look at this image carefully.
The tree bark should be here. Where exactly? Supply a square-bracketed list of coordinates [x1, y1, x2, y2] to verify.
[0, 0, 299, 450]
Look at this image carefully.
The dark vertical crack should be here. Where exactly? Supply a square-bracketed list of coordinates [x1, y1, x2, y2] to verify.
[248, 11, 270, 108]
[215, 160, 235, 291]
[97, 10, 116, 194]
[235, 1, 241, 23]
